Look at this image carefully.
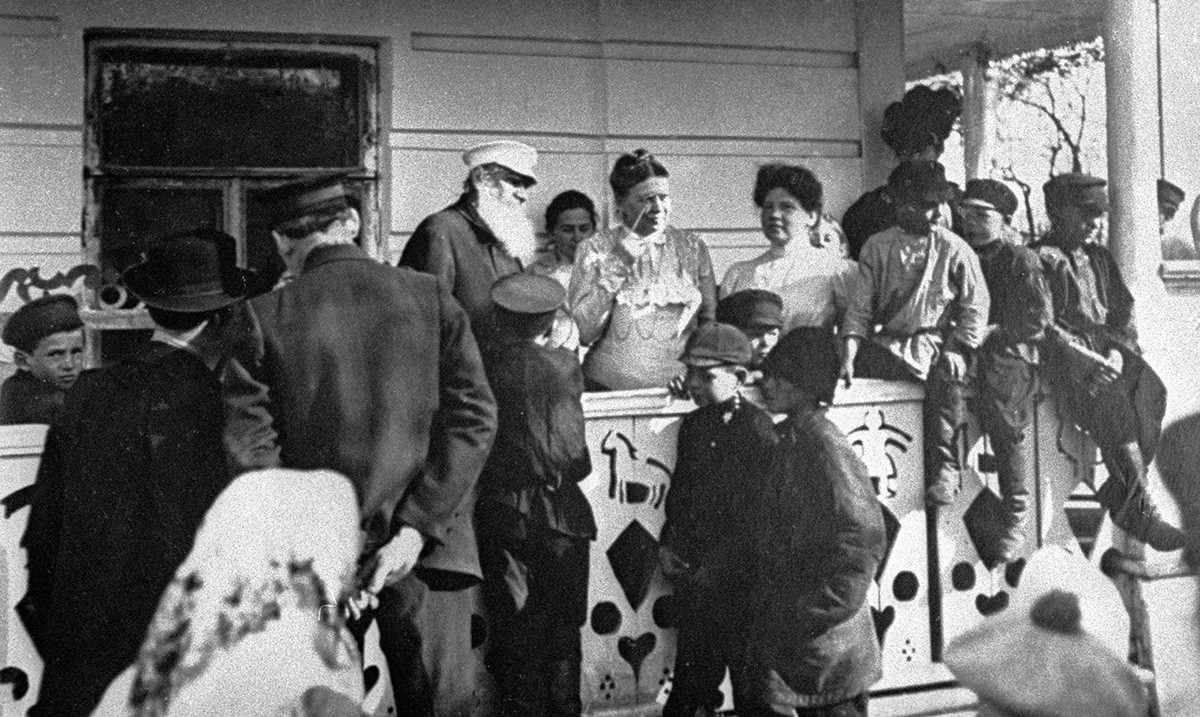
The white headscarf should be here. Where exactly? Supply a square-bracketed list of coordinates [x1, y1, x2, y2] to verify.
[95, 469, 365, 717]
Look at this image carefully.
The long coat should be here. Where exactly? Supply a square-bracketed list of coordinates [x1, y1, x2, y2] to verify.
[19, 341, 233, 717]
[238, 243, 496, 582]
[399, 195, 523, 350]
[747, 410, 886, 711]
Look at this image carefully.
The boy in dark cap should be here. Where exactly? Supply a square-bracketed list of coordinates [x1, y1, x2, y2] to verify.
[20, 229, 251, 717]
[959, 179, 1054, 563]
[1, 294, 84, 424]
[1033, 173, 1183, 551]
[841, 161, 990, 508]
[476, 273, 596, 717]
[660, 321, 777, 717]
[742, 327, 885, 717]
[715, 288, 784, 372]
[1157, 178, 1196, 260]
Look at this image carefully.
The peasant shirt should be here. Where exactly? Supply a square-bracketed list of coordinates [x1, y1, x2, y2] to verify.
[842, 225, 990, 379]
[569, 225, 716, 390]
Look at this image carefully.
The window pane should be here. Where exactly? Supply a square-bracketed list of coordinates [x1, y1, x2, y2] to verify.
[98, 183, 225, 273]
[96, 47, 364, 169]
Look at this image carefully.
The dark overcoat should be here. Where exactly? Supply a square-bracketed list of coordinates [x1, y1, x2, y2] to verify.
[19, 342, 233, 717]
[399, 195, 523, 349]
[240, 243, 496, 582]
[0, 370, 66, 425]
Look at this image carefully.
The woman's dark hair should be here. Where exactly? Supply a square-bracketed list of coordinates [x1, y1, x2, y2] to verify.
[545, 190, 598, 232]
[753, 163, 824, 212]
[609, 149, 669, 200]
[881, 85, 961, 158]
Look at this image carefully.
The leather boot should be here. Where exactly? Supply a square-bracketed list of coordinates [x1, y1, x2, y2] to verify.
[1098, 442, 1185, 552]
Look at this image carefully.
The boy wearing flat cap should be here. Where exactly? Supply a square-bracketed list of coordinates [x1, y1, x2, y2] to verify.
[476, 273, 595, 717]
[660, 322, 777, 717]
[958, 179, 1054, 564]
[742, 327, 885, 717]
[1033, 172, 1183, 551]
[1158, 178, 1197, 260]
[841, 161, 990, 508]
[20, 229, 250, 717]
[716, 288, 784, 372]
[1, 294, 84, 424]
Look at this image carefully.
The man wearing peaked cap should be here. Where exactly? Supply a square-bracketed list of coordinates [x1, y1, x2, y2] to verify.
[401, 139, 543, 353]
[1157, 178, 1198, 260]
[1, 294, 84, 425]
[661, 320, 776, 717]
[226, 173, 498, 715]
[1033, 173, 1183, 551]
[20, 228, 252, 717]
[716, 289, 783, 370]
[476, 273, 596, 716]
[958, 179, 1053, 564]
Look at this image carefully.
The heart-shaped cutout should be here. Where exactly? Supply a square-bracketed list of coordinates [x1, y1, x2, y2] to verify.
[975, 591, 1010, 616]
[871, 605, 896, 643]
[617, 632, 657, 682]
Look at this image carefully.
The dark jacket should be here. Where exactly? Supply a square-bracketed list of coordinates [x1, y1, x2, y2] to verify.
[1032, 237, 1138, 357]
[20, 342, 232, 717]
[477, 337, 596, 541]
[748, 409, 885, 710]
[399, 195, 524, 350]
[662, 396, 777, 578]
[975, 238, 1053, 362]
[237, 243, 496, 583]
[0, 370, 66, 425]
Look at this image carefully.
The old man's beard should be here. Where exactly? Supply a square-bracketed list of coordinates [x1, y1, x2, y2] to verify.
[476, 195, 539, 266]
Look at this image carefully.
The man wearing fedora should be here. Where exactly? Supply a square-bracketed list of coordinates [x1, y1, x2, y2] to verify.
[232, 175, 497, 716]
[1033, 173, 1183, 552]
[400, 140, 540, 351]
[19, 228, 251, 717]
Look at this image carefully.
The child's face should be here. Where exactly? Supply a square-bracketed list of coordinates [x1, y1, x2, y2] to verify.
[683, 364, 743, 407]
[17, 329, 84, 389]
[746, 326, 781, 368]
[761, 373, 811, 414]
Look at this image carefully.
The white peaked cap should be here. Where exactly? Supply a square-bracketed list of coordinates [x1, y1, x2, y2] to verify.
[462, 140, 538, 183]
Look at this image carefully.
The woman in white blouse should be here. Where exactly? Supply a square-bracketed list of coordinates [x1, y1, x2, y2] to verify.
[721, 163, 857, 332]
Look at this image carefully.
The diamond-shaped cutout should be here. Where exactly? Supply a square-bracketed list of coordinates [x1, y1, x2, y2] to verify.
[964, 487, 1008, 570]
[875, 503, 901, 581]
[606, 520, 660, 611]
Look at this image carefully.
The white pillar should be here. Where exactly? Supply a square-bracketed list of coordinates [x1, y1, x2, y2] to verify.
[856, 0, 905, 192]
[1105, 0, 1162, 294]
[959, 47, 995, 181]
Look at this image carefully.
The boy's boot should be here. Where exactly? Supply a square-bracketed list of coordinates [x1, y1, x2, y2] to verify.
[1097, 441, 1185, 552]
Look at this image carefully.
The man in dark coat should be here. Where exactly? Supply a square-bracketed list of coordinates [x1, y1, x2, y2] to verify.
[399, 140, 540, 350]
[959, 179, 1054, 564]
[476, 274, 596, 717]
[1033, 173, 1183, 552]
[233, 176, 497, 715]
[0, 294, 84, 425]
[19, 229, 252, 717]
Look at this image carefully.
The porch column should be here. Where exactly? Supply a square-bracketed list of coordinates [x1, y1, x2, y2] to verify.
[1105, 0, 1161, 293]
[959, 46, 994, 181]
[856, 0, 905, 193]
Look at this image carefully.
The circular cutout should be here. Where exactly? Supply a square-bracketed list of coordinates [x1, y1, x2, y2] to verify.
[590, 601, 622, 635]
[892, 571, 920, 601]
[652, 594, 678, 629]
[951, 562, 976, 591]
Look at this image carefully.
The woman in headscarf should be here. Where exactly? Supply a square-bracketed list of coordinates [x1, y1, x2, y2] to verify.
[569, 149, 717, 390]
[94, 468, 366, 717]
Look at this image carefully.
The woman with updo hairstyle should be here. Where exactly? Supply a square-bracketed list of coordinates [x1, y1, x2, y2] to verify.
[530, 189, 598, 289]
[722, 163, 857, 332]
[841, 84, 963, 259]
[569, 149, 717, 390]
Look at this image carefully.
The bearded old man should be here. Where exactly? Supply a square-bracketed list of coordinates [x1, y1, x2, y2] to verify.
[400, 140, 541, 351]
